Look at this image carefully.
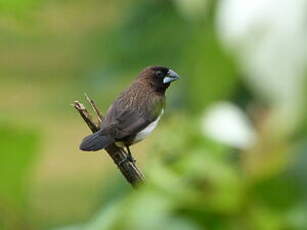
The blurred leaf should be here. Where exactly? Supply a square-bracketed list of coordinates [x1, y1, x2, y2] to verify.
[0, 123, 39, 229]
[0, 0, 43, 14]
[87, 0, 193, 75]
[184, 23, 238, 113]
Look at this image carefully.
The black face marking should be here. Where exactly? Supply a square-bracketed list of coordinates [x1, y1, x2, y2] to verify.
[151, 66, 169, 80]
[156, 70, 164, 78]
[138, 66, 179, 93]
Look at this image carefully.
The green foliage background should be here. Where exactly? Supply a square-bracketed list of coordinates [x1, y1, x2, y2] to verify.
[0, 0, 306, 230]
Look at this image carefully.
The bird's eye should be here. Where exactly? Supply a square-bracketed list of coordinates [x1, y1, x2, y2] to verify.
[156, 71, 164, 78]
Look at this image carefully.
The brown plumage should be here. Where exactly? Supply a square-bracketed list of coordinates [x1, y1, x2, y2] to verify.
[80, 66, 180, 161]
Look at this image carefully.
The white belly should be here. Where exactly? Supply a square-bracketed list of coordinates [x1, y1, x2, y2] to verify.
[133, 109, 164, 143]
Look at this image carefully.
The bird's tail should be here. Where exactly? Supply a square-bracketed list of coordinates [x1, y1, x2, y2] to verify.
[79, 131, 114, 151]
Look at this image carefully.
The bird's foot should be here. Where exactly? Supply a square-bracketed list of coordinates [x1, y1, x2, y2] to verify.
[118, 157, 130, 166]
[127, 153, 136, 164]
[118, 153, 136, 166]
[125, 145, 136, 164]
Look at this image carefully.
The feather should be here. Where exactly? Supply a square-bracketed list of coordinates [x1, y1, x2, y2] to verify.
[79, 131, 114, 151]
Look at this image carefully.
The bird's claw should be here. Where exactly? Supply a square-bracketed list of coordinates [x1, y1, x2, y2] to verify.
[127, 154, 136, 164]
[118, 154, 136, 166]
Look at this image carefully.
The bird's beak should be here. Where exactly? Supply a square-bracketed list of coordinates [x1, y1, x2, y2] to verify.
[163, 69, 180, 84]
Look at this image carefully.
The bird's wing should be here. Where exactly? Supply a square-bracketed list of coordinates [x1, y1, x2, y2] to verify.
[101, 103, 154, 140]
[115, 109, 151, 139]
[100, 81, 164, 140]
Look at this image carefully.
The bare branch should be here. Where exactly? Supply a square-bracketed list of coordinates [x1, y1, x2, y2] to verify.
[73, 97, 144, 188]
[73, 101, 98, 132]
[84, 93, 104, 124]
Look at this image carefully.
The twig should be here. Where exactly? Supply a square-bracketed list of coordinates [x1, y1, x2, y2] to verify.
[73, 96, 144, 188]
[84, 93, 103, 124]
[73, 101, 98, 132]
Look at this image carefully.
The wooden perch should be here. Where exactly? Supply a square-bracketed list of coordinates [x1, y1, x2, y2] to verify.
[72, 95, 144, 188]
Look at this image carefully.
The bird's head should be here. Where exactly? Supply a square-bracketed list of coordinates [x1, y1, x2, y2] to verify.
[138, 66, 180, 92]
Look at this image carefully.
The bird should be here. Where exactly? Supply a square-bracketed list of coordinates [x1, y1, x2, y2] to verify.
[79, 66, 180, 163]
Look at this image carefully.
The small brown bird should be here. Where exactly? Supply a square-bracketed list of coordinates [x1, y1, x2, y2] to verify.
[80, 66, 180, 162]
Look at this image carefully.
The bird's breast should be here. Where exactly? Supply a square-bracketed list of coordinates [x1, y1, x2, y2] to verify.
[133, 109, 164, 144]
